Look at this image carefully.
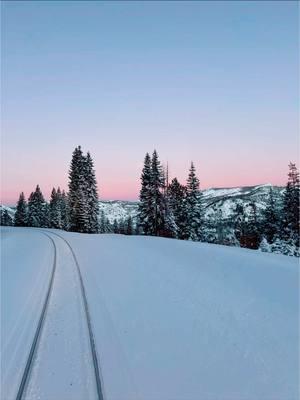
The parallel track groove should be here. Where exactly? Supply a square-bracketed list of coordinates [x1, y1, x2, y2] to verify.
[16, 232, 57, 400]
[45, 230, 105, 400]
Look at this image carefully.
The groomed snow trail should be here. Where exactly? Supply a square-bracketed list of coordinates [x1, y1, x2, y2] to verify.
[23, 231, 99, 400]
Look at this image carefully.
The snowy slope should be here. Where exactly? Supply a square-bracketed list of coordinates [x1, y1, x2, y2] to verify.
[62, 232, 298, 400]
[2, 227, 298, 400]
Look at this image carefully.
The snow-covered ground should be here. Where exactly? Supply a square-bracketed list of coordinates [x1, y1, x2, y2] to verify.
[1, 227, 299, 400]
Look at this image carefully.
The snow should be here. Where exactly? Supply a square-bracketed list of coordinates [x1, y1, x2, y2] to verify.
[1, 228, 53, 399]
[25, 232, 97, 400]
[1, 227, 299, 400]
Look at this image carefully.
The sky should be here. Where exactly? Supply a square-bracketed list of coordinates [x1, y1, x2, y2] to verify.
[1, 1, 299, 204]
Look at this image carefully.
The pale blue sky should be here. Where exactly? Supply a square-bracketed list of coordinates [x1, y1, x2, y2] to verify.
[1, 1, 299, 203]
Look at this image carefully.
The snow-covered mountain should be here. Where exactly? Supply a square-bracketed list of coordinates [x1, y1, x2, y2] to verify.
[99, 184, 284, 223]
[98, 200, 139, 223]
[0, 205, 16, 219]
[1, 184, 284, 224]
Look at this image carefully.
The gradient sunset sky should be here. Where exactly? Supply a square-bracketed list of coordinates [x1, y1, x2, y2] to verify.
[1, 1, 299, 204]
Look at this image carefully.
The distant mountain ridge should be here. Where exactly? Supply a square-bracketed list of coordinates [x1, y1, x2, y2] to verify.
[1, 184, 284, 224]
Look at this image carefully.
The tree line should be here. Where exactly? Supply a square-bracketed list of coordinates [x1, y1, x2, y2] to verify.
[137, 150, 299, 256]
[1, 146, 299, 256]
[1, 146, 99, 233]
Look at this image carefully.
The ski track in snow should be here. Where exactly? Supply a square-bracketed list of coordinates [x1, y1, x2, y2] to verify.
[1, 227, 299, 400]
[23, 231, 98, 400]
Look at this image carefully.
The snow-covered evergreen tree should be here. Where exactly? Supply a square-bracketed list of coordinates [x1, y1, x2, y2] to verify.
[244, 203, 261, 249]
[281, 237, 297, 257]
[84, 152, 99, 233]
[259, 237, 271, 253]
[27, 185, 47, 227]
[0, 209, 13, 226]
[14, 192, 28, 227]
[233, 203, 245, 245]
[168, 178, 187, 239]
[261, 188, 279, 244]
[282, 162, 299, 247]
[185, 162, 204, 241]
[150, 150, 167, 236]
[138, 153, 152, 235]
[50, 187, 63, 229]
[99, 210, 107, 233]
[125, 216, 133, 235]
[119, 219, 126, 234]
[72, 186, 89, 233]
[113, 219, 119, 233]
[60, 190, 69, 230]
[68, 146, 89, 233]
[271, 237, 283, 254]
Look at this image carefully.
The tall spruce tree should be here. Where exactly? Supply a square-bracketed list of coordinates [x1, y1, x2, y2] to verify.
[185, 162, 204, 241]
[161, 179, 177, 238]
[68, 146, 89, 232]
[14, 192, 28, 227]
[282, 162, 299, 246]
[50, 188, 60, 228]
[138, 152, 152, 235]
[27, 185, 47, 227]
[169, 178, 187, 239]
[84, 152, 99, 233]
[150, 150, 165, 236]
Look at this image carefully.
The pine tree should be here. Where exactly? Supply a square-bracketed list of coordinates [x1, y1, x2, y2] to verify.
[60, 190, 69, 230]
[113, 219, 119, 233]
[125, 216, 133, 235]
[72, 186, 89, 233]
[105, 218, 113, 233]
[14, 192, 28, 227]
[271, 237, 283, 254]
[42, 202, 50, 228]
[161, 188, 177, 238]
[185, 162, 204, 241]
[138, 153, 152, 235]
[68, 146, 89, 232]
[84, 152, 99, 233]
[259, 237, 271, 253]
[261, 188, 279, 243]
[233, 203, 245, 245]
[244, 202, 261, 249]
[169, 178, 187, 239]
[150, 150, 165, 236]
[282, 162, 299, 246]
[0, 209, 13, 226]
[99, 210, 107, 233]
[281, 237, 296, 257]
[119, 219, 126, 234]
[27, 185, 47, 228]
[50, 187, 62, 229]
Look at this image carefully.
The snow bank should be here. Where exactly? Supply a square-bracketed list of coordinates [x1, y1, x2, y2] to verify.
[62, 232, 299, 400]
